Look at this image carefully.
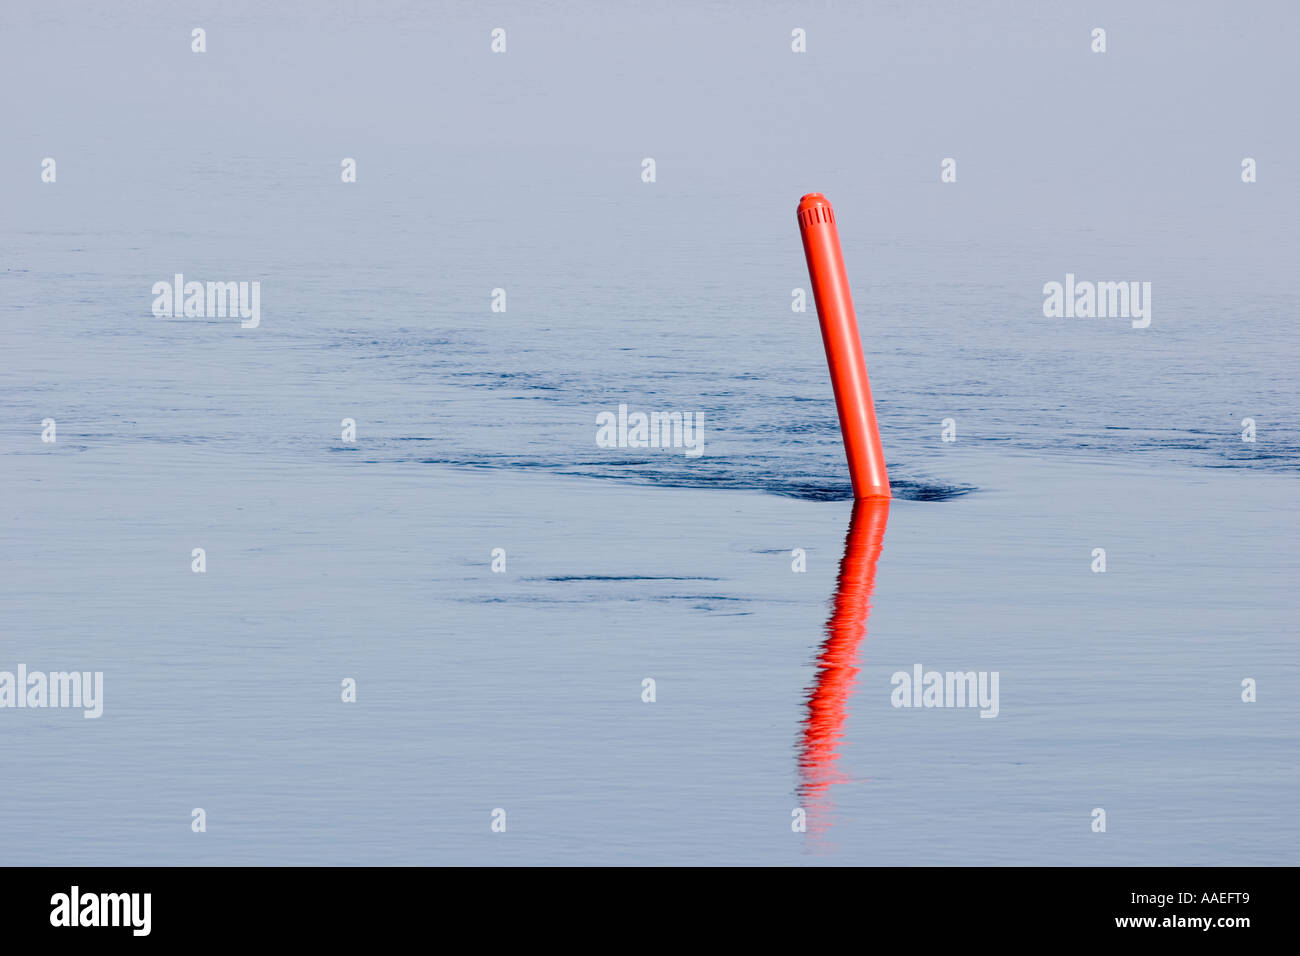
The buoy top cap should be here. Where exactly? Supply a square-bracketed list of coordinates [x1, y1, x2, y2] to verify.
[797, 192, 836, 227]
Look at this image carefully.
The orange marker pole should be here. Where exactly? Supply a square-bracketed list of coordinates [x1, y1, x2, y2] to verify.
[797, 193, 890, 499]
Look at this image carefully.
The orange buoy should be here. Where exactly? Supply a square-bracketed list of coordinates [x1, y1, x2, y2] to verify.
[797, 193, 890, 499]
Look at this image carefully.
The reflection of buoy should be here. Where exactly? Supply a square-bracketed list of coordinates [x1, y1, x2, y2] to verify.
[797, 193, 890, 499]
[799, 498, 890, 825]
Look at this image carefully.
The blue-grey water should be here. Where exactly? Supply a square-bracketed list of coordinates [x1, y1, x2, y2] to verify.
[2, 0, 1297, 865]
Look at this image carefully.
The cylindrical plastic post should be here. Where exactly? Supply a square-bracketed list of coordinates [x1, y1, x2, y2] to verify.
[797, 193, 890, 499]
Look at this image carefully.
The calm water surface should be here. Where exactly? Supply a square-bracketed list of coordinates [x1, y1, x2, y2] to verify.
[2, 0, 1297, 865]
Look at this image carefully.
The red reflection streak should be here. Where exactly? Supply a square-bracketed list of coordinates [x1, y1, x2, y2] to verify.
[798, 499, 890, 827]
